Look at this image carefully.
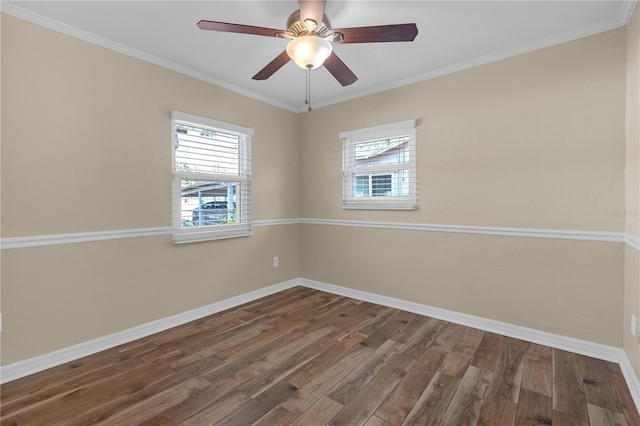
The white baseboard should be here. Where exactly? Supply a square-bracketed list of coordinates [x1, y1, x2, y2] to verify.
[0, 279, 299, 384]
[620, 351, 640, 414]
[299, 278, 640, 414]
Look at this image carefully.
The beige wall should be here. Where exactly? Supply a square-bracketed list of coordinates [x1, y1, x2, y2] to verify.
[300, 29, 626, 232]
[300, 28, 627, 346]
[1, 14, 300, 364]
[624, 6, 640, 377]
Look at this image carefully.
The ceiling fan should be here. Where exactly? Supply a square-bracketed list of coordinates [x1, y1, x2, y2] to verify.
[197, 0, 418, 88]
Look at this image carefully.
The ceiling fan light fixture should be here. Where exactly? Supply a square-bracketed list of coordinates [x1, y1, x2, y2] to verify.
[286, 35, 333, 69]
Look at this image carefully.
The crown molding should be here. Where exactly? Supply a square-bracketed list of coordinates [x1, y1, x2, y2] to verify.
[620, 1, 638, 25]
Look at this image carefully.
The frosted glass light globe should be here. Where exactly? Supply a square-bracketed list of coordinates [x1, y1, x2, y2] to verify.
[286, 36, 333, 69]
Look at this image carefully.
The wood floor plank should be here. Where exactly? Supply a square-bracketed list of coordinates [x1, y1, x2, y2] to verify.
[285, 331, 367, 388]
[478, 395, 517, 426]
[401, 371, 461, 426]
[269, 294, 329, 316]
[439, 365, 493, 426]
[216, 381, 298, 426]
[215, 317, 307, 361]
[178, 391, 251, 425]
[553, 350, 589, 423]
[239, 335, 337, 397]
[488, 337, 529, 403]
[99, 376, 211, 425]
[357, 307, 399, 336]
[471, 332, 504, 372]
[288, 396, 343, 426]
[139, 366, 261, 426]
[521, 343, 552, 397]
[358, 310, 420, 349]
[553, 410, 589, 426]
[295, 296, 350, 321]
[329, 353, 416, 426]
[586, 403, 628, 426]
[431, 322, 467, 353]
[364, 415, 394, 426]
[514, 388, 552, 426]
[280, 342, 373, 415]
[401, 317, 447, 360]
[254, 291, 322, 315]
[238, 287, 314, 314]
[13, 354, 184, 425]
[0, 355, 145, 419]
[282, 293, 342, 319]
[375, 347, 446, 425]
[249, 326, 333, 372]
[579, 356, 622, 412]
[327, 303, 388, 341]
[181, 320, 273, 356]
[327, 339, 404, 405]
[252, 405, 297, 426]
[611, 374, 640, 426]
[3, 288, 640, 426]
[391, 312, 429, 343]
[439, 352, 473, 378]
[1, 347, 139, 406]
[451, 327, 485, 357]
[202, 328, 316, 384]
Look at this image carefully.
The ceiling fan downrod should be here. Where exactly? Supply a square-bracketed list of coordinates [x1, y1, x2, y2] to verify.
[305, 65, 312, 111]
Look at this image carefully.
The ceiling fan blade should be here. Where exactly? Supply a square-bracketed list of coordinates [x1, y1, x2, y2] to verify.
[323, 52, 358, 86]
[332, 23, 418, 44]
[299, 0, 327, 26]
[197, 20, 282, 38]
[252, 51, 291, 81]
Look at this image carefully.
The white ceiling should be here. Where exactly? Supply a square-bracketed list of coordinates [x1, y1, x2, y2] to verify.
[3, 1, 636, 112]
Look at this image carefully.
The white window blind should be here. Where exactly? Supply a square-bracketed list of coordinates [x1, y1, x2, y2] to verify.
[171, 111, 253, 243]
[341, 119, 416, 209]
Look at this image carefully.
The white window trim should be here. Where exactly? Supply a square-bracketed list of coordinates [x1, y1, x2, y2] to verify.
[171, 111, 254, 244]
[341, 119, 417, 210]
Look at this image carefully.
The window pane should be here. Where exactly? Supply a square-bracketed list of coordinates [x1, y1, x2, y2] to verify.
[372, 174, 392, 196]
[395, 170, 409, 196]
[354, 136, 410, 169]
[180, 179, 238, 227]
[175, 124, 240, 176]
[353, 175, 370, 197]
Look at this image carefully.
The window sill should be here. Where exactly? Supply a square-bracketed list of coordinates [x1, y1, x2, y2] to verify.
[343, 198, 416, 210]
[342, 206, 417, 210]
[172, 225, 252, 244]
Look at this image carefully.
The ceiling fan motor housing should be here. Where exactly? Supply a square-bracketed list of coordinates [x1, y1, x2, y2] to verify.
[286, 10, 332, 37]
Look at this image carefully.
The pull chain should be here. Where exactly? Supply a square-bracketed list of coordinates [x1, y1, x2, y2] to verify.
[305, 66, 312, 111]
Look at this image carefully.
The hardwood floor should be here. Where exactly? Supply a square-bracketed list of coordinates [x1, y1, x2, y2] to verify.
[1, 286, 638, 425]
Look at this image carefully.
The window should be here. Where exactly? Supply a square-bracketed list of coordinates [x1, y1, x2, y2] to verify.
[171, 111, 253, 243]
[341, 119, 416, 209]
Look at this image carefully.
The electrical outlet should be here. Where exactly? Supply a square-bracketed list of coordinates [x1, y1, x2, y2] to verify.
[273, 256, 279, 268]
[632, 314, 637, 337]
